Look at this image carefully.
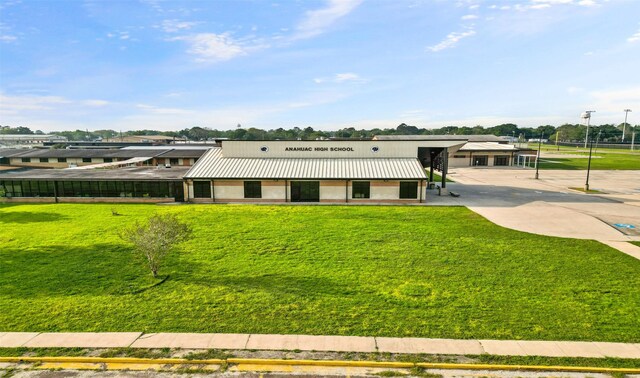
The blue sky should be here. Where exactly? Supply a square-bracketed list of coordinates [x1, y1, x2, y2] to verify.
[1, 0, 639, 132]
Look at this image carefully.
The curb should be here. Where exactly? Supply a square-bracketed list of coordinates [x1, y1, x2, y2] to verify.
[1, 356, 639, 374]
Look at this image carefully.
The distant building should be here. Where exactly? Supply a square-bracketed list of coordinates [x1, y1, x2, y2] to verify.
[0, 134, 67, 146]
[102, 135, 187, 144]
[373, 135, 533, 167]
[0, 147, 206, 168]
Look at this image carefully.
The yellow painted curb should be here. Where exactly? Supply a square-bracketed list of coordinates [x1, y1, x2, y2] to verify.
[0, 356, 224, 365]
[0, 356, 638, 374]
[414, 362, 640, 374]
[228, 358, 414, 368]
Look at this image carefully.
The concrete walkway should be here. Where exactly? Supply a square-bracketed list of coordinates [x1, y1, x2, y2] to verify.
[1, 332, 639, 359]
[436, 168, 640, 259]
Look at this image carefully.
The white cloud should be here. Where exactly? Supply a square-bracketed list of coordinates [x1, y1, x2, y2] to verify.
[170, 33, 247, 63]
[461, 14, 478, 20]
[427, 29, 476, 52]
[292, 0, 363, 40]
[0, 93, 71, 115]
[469, 4, 480, 10]
[136, 104, 192, 115]
[0, 34, 16, 42]
[314, 72, 366, 84]
[527, 0, 599, 9]
[160, 19, 199, 33]
[83, 100, 110, 107]
[566, 86, 584, 95]
[335, 73, 361, 82]
[589, 87, 640, 113]
[628, 28, 640, 43]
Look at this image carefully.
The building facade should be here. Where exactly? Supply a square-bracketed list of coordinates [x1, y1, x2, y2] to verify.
[182, 140, 463, 203]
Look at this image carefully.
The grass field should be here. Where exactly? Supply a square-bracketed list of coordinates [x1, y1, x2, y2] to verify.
[537, 145, 640, 170]
[1, 203, 639, 342]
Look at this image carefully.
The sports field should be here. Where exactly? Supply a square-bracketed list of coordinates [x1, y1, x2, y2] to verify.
[1, 203, 639, 342]
[538, 145, 640, 170]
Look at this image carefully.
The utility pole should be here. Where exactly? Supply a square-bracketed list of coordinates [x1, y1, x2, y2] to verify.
[622, 109, 632, 143]
[583, 111, 595, 149]
[632, 130, 636, 151]
[534, 131, 543, 180]
[555, 131, 559, 151]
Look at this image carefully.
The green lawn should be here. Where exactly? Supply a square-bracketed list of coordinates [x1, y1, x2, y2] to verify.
[537, 146, 640, 170]
[1, 203, 639, 342]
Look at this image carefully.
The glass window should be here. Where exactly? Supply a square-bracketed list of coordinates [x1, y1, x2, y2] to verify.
[82, 158, 92, 163]
[39, 158, 48, 163]
[122, 182, 134, 197]
[21, 157, 31, 163]
[352, 181, 370, 199]
[103, 158, 113, 163]
[244, 181, 262, 199]
[399, 182, 418, 199]
[58, 157, 67, 163]
[170, 158, 179, 165]
[193, 181, 211, 198]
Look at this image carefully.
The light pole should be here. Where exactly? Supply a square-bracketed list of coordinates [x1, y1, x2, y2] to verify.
[585, 127, 597, 192]
[582, 110, 595, 148]
[534, 131, 543, 180]
[622, 109, 632, 142]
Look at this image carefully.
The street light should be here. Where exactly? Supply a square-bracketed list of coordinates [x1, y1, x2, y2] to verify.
[582, 110, 596, 148]
[534, 130, 544, 180]
[585, 126, 598, 192]
[622, 109, 632, 142]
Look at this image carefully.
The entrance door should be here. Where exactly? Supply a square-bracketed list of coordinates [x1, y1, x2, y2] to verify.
[290, 181, 320, 202]
[473, 155, 488, 166]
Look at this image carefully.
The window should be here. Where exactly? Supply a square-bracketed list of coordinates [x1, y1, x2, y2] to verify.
[494, 155, 509, 166]
[39, 158, 49, 163]
[0, 157, 9, 164]
[193, 181, 211, 198]
[58, 158, 67, 163]
[399, 182, 418, 199]
[21, 158, 31, 163]
[103, 158, 113, 163]
[453, 154, 466, 158]
[244, 181, 262, 198]
[352, 181, 370, 199]
[170, 158, 179, 165]
[82, 158, 92, 163]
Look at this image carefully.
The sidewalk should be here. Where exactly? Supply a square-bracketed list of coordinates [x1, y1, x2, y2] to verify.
[1, 332, 639, 359]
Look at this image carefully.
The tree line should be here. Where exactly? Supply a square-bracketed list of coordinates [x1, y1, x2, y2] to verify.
[2, 122, 638, 142]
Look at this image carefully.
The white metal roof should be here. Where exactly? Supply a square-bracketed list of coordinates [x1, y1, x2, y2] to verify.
[459, 142, 517, 151]
[185, 148, 427, 180]
[67, 156, 153, 169]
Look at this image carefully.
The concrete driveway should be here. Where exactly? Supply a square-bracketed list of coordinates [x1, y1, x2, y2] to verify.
[429, 168, 640, 247]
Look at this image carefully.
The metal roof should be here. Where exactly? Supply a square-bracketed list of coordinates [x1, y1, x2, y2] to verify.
[0, 148, 204, 159]
[374, 134, 508, 142]
[459, 142, 518, 151]
[185, 148, 427, 180]
[0, 166, 189, 181]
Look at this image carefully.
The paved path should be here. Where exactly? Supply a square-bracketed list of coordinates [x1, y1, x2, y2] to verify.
[1, 332, 640, 359]
[432, 168, 640, 259]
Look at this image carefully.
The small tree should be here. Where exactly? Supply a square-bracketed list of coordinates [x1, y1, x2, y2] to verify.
[121, 213, 192, 278]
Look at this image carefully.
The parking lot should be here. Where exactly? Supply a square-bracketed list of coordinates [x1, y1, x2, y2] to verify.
[432, 168, 640, 246]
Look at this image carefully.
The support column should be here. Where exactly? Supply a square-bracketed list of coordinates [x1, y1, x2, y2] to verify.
[345, 180, 349, 203]
[441, 149, 448, 189]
